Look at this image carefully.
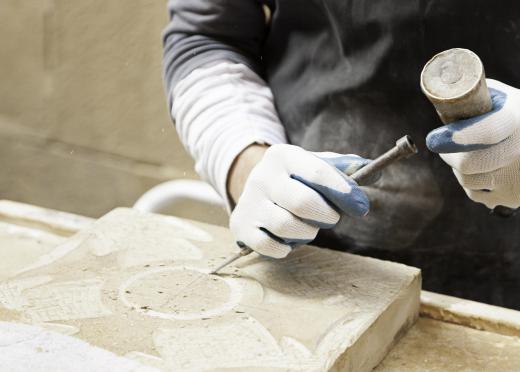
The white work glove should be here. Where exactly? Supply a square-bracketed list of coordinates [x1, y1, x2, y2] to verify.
[230, 144, 370, 258]
[426, 79, 520, 209]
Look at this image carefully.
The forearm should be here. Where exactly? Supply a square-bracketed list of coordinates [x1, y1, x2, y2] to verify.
[171, 61, 288, 208]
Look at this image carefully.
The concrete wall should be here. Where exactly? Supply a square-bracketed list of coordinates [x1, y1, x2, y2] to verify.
[0, 0, 220, 220]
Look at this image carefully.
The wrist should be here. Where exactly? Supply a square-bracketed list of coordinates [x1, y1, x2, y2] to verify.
[227, 144, 269, 204]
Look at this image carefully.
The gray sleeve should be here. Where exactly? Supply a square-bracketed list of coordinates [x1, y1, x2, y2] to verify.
[163, 0, 268, 105]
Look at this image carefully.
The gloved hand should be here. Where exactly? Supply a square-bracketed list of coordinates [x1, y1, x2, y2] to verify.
[426, 79, 520, 209]
[229, 144, 370, 258]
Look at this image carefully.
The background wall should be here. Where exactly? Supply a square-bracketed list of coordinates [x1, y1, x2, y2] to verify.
[0, 1, 225, 222]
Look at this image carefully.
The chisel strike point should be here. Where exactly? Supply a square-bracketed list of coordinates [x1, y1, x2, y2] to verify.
[209, 245, 254, 275]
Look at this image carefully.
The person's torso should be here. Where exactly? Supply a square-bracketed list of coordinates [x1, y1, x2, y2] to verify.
[262, 0, 520, 307]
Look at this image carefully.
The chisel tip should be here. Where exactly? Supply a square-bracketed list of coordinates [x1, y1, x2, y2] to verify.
[209, 247, 254, 275]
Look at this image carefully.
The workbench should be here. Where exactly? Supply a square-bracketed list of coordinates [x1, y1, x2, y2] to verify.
[1, 200, 519, 371]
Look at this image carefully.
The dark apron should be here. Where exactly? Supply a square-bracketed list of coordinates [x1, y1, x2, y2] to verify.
[263, 0, 520, 308]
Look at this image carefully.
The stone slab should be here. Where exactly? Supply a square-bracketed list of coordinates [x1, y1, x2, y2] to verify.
[0, 208, 420, 371]
[0, 222, 63, 282]
[420, 290, 520, 337]
[0, 321, 157, 372]
[0, 200, 94, 237]
[375, 317, 520, 371]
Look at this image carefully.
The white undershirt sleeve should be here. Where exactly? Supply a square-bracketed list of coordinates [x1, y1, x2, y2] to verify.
[171, 61, 288, 207]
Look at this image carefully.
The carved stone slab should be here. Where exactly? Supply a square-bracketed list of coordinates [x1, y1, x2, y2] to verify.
[0, 208, 420, 371]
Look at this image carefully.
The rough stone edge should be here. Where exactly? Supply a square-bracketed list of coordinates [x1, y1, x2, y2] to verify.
[330, 271, 421, 371]
[0, 200, 94, 236]
[420, 290, 520, 337]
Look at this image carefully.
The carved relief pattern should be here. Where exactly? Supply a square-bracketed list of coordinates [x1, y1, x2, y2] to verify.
[0, 208, 419, 371]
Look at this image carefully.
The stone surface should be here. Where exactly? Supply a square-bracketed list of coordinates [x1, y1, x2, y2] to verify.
[376, 318, 520, 371]
[0, 322, 157, 372]
[0, 222, 63, 282]
[0, 208, 420, 371]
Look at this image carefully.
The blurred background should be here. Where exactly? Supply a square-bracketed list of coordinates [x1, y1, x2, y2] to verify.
[0, 1, 225, 223]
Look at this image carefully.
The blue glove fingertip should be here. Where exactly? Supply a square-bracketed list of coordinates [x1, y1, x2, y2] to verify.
[346, 179, 370, 217]
[426, 126, 457, 153]
[489, 87, 507, 109]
